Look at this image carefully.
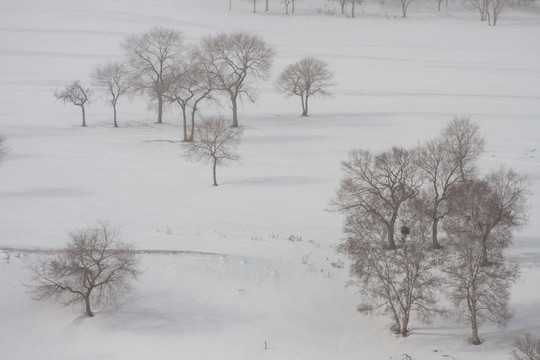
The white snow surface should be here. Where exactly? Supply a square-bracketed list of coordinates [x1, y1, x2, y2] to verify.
[0, 0, 539, 359]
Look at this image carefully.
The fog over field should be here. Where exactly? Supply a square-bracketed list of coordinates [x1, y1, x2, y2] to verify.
[1, 0, 539, 359]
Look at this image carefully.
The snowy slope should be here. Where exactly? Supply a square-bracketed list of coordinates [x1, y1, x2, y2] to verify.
[0, 0, 539, 359]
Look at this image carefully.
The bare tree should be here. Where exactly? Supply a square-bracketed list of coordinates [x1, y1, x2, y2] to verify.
[284, 0, 296, 14]
[442, 116, 485, 181]
[511, 334, 540, 360]
[276, 57, 334, 117]
[122, 27, 183, 124]
[28, 223, 140, 318]
[349, 0, 362, 18]
[399, 0, 415, 17]
[486, 0, 505, 25]
[164, 46, 214, 142]
[468, 0, 489, 21]
[333, 147, 422, 250]
[198, 31, 275, 127]
[93, 62, 131, 128]
[55, 80, 91, 127]
[342, 204, 443, 336]
[416, 135, 463, 249]
[335, 0, 348, 13]
[185, 117, 244, 186]
[0, 136, 8, 162]
[444, 200, 519, 344]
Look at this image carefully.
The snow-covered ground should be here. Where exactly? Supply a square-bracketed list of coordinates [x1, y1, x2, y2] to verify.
[0, 0, 539, 359]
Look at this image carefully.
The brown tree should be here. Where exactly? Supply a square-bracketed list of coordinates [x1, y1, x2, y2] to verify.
[198, 31, 274, 127]
[185, 117, 244, 186]
[164, 46, 214, 142]
[342, 202, 442, 337]
[55, 80, 91, 127]
[276, 57, 334, 117]
[93, 62, 131, 128]
[333, 147, 422, 250]
[122, 27, 183, 124]
[444, 197, 519, 344]
[442, 116, 485, 181]
[28, 223, 140, 317]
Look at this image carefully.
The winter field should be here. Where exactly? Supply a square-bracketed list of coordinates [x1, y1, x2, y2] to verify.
[1, 0, 540, 359]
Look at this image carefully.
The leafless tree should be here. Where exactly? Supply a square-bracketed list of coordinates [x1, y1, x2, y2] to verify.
[122, 27, 183, 124]
[399, 0, 415, 17]
[349, 0, 362, 17]
[468, 0, 489, 21]
[442, 116, 485, 181]
[276, 57, 334, 117]
[335, 0, 348, 13]
[510, 334, 540, 360]
[164, 46, 214, 142]
[185, 117, 244, 186]
[198, 31, 275, 127]
[27, 223, 140, 318]
[332, 147, 422, 250]
[55, 80, 91, 127]
[0, 136, 8, 162]
[416, 135, 463, 249]
[342, 204, 443, 337]
[443, 203, 519, 345]
[284, 0, 296, 14]
[486, 0, 505, 25]
[93, 62, 131, 128]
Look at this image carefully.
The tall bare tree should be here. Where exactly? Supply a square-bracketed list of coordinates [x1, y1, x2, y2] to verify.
[400, 0, 415, 17]
[93, 62, 131, 128]
[164, 46, 214, 142]
[276, 57, 334, 117]
[342, 204, 442, 336]
[185, 117, 244, 186]
[28, 223, 140, 318]
[284, 0, 296, 14]
[416, 135, 463, 249]
[198, 31, 275, 127]
[333, 147, 422, 250]
[442, 116, 485, 181]
[444, 202, 519, 344]
[122, 27, 183, 124]
[55, 80, 91, 127]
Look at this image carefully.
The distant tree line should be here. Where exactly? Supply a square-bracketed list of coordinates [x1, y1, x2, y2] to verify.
[332, 117, 530, 344]
[234, 0, 535, 25]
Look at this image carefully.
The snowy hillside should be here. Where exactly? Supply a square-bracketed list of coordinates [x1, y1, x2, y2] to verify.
[0, 0, 539, 359]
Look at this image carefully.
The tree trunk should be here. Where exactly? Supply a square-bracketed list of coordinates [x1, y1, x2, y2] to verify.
[253, 0, 256, 13]
[212, 158, 218, 186]
[81, 105, 87, 127]
[401, 0, 408, 18]
[400, 312, 410, 337]
[181, 106, 188, 142]
[189, 107, 196, 142]
[113, 103, 118, 128]
[265, 0, 268, 12]
[352, 1, 356, 18]
[229, 0, 231, 10]
[302, 95, 309, 117]
[292, 0, 295, 13]
[388, 215, 397, 249]
[231, 95, 239, 127]
[84, 295, 94, 317]
[471, 312, 481, 344]
[480, 229, 490, 266]
[157, 96, 163, 123]
[432, 216, 442, 249]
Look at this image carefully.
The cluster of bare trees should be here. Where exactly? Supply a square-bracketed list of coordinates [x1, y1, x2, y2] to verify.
[332, 116, 529, 344]
[55, 27, 275, 134]
[235, 0, 534, 24]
